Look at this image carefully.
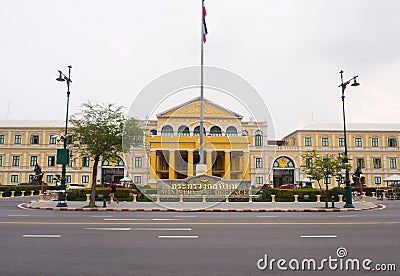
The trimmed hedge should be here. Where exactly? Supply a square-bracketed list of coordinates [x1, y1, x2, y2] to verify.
[0, 185, 49, 197]
[66, 188, 152, 202]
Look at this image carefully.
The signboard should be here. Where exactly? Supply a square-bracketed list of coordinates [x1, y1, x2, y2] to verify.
[157, 175, 251, 196]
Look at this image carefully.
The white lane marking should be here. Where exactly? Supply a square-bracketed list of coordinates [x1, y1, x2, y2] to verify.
[84, 228, 132, 231]
[158, 236, 198, 239]
[8, 215, 31, 217]
[17, 203, 31, 210]
[92, 215, 114, 218]
[133, 228, 192, 231]
[257, 215, 279, 218]
[104, 218, 181, 221]
[337, 215, 358, 218]
[23, 235, 62, 238]
[301, 235, 338, 238]
[367, 204, 386, 211]
[152, 218, 181, 221]
[173, 215, 197, 218]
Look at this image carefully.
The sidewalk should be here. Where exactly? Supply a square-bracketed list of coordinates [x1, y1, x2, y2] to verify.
[25, 198, 381, 212]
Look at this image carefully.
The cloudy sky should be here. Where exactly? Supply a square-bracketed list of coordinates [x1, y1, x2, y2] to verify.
[1, 0, 399, 138]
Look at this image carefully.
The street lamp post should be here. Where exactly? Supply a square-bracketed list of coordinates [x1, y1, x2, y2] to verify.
[56, 65, 72, 207]
[338, 70, 360, 208]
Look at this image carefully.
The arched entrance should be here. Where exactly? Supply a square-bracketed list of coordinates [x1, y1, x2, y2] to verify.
[101, 156, 125, 185]
[272, 156, 295, 188]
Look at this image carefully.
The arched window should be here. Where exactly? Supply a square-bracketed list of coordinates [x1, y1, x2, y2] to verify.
[178, 126, 190, 136]
[226, 126, 238, 136]
[273, 156, 295, 168]
[193, 126, 206, 136]
[149, 129, 157, 135]
[255, 130, 263, 146]
[242, 130, 248, 136]
[102, 156, 125, 166]
[161, 125, 173, 136]
[210, 126, 222, 136]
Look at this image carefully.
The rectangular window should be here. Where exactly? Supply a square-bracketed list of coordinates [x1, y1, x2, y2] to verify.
[134, 175, 142, 185]
[324, 177, 331, 184]
[11, 175, 19, 183]
[49, 135, 57, 144]
[256, 176, 264, 185]
[389, 158, 397, 169]
[0, 156, 2, 166]
[356, 157, 365, 169]
[30, 156, 38, 166]
[373, 157, 382, 169]
[66, 175, 72, 183]
[255, 133, 263, 146]
[371, 137, 379, 147]
[338, 137, 345, 147]
[14, 134, 22, 144]
[12, 156, 20, 166]
[305, 157, 313, 167]
[47, 156, 55, 167]
[0, 134, 4, 144]
[304, 137, 312, 147]
[355, 137, 362, 147]
[46, 174, 54, 184]
[82, 175, 90, 183]
[374, 176, 382, 185]
[135, 156, 142, 168]
[30, 134, 40, 144]
[321, 137, 329, 147]
[28, 174, 35, 183]
[388, 137, 397, 147]
[255, 157, 263, 168]
[82, 156, 90, 167]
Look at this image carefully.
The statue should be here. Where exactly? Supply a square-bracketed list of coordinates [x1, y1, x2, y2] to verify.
[352, 166, 362, 187]
[33, 164, 43, 185]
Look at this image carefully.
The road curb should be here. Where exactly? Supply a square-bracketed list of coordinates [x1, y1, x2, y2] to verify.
[24, 202, 382, 212]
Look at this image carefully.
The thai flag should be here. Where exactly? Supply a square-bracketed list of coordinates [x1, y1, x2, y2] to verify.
[203, 0, 208, 43]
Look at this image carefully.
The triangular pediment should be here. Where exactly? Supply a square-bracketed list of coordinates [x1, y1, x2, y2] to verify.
[157, 97, 243, 120]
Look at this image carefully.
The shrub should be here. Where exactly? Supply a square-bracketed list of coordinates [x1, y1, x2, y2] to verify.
[331, 187, 345, 201]
[257, 189, 272, 202]
[0, 185, 45, 197]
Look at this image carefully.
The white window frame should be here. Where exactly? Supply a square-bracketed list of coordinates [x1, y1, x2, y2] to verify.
[389, 158, 397, 169]
[82, 175, 90, 183]
[134, 175, 142, 185]
[304, 137, 312, 147]
[11, 175, 19, 183]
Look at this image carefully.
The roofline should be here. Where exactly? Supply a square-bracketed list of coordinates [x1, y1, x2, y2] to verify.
[156, 97, 243, 119]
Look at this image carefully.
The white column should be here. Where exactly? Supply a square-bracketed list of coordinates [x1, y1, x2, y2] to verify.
[315, 134, 319, 147]
[366, 154, 371, 170]
[332, 134, 335, 149]
[381, 134, 385, 148]
[348, 134, 352, 149]
[383, 154, 387, 171]
[297, 134, 301, 147]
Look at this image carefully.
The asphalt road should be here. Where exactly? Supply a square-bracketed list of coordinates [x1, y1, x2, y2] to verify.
[0, 197, 399, 276]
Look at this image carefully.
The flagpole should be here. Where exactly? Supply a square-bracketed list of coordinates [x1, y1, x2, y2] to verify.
[199, 0, 205, 165]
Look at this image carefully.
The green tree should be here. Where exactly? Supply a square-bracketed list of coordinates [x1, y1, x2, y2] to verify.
[301, 150, 351, 208]
[70, 102, 142, 207]
[122, 117, 143, 153]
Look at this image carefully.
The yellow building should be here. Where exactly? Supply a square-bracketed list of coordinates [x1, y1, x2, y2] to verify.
[0, 120, 93, 187]
[278, 123, 400, 188]
[0, 101, 399, 190]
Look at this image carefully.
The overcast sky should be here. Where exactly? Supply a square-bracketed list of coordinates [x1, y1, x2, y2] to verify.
[1, 0, 399, 138]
